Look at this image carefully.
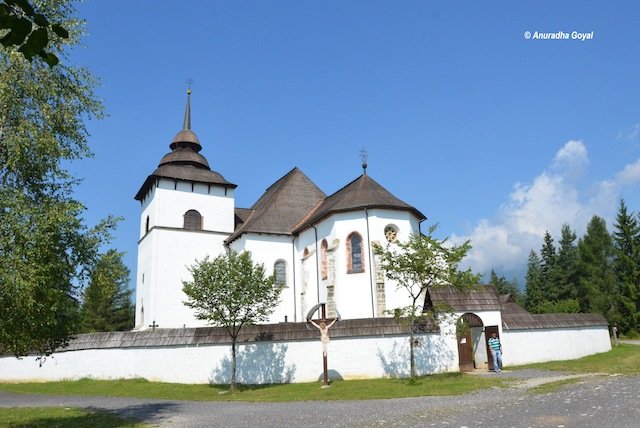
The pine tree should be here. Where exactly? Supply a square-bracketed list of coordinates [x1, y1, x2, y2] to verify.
[577, 216, 619, 324]
[556, 224, 578, 301]
[539, 231, 559, 302]
[612, 200, 640, 334]
[80, 250, 133, 332]
[525, 250, 544, 313]
[489, 269, 523, 305]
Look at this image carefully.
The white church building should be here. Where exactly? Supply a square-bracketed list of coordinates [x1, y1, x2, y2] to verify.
[0, 92, 612, 385]
[134, 91, 426, 329]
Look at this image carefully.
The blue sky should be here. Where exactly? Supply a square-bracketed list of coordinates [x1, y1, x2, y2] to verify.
[67, 1, 640, 286]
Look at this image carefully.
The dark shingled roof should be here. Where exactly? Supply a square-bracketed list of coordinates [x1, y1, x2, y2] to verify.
[135, 91, 236, 202]
[425, 286, 503, 312]
[293, 174, 426, 233]
[425, 286, 609, 330]
[225, 168, 326, 244]
[502, 313, 608, 330]
[57, 317, 438, 352]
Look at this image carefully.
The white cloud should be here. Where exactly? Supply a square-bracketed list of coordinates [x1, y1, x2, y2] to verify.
[616, 159, 640, 185]
[454, 140, 640, 281]
[618, 123, 640, 142]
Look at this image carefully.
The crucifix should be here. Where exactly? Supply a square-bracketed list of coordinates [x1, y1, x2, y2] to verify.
[148, 320, 159, 330]
[359, 147, 368, 174]
[307, 303, 339, 387]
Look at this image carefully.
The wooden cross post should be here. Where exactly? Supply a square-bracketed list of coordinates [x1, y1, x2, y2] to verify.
[307, 303, 338, 388]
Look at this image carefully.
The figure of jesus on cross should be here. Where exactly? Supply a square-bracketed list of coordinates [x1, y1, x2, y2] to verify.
[307, 303, 339, 387]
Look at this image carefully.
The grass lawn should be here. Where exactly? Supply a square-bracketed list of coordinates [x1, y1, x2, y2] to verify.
[515, 343, 640, 375]
[0, 407, 147, 428]
[0, 372, 508, 402]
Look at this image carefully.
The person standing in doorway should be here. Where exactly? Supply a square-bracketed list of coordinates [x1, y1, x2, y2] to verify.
[488, 332, 502, 372]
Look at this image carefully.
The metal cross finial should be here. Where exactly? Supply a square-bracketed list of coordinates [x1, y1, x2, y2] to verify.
[186, 78, 194, 94]
[359, 147, 368, 174]
[149, 320, 159, 330]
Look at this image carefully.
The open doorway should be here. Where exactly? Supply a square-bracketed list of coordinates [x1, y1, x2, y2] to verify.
[456, 313, 485, 372]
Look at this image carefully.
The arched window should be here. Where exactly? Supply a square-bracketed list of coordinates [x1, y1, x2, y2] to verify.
[321, 239, 328, 280]
[274, 260, 287, 287]
[183, 209, 202, 230]
[347, 232, 365, 273]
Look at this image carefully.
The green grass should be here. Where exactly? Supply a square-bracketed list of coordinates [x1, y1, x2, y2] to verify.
[0, 373, 508, 402]
[0, 407, 147, 428]
[516, 343, 640, 375]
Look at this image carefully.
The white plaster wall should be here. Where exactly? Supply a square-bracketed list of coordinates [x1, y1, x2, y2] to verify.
[502, 326, 612, 366]
[0, 332, 459, 385]
[138, 228, 229, 329]
[230, 234, 297, 324]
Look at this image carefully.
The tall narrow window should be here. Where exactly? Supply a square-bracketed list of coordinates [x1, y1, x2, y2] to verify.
[321, 239, 328, 280]
[145, 216, 150, 234]
[347, 232, 365, 273]
[183, 209, 202, 230]
[274, 260, 287, 287]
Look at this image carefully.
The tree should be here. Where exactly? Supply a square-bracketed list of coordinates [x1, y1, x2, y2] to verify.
[488, 269, 523, 305]
[182, 251, 282, 391]
[0, 0, 70, 66]
[80, 250, 133, 333]
[576, 216, 618, 324]
[524, 250, 544, 313]
[555, 224, 579, 302]
[0, 0, 115, 357]
[539, 231, 559, 302]
[374, 226, 480, 381]
[612, 199, 640, 334]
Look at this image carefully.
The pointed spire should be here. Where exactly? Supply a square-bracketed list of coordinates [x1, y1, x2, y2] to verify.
[183, 89, 192, 130]
[170, 89, 202, 152]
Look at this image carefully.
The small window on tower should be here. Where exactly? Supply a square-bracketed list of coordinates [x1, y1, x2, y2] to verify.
[184, 210, 202, 230]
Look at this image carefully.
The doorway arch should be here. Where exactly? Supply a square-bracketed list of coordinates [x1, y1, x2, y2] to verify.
[456, 313, 484, 372]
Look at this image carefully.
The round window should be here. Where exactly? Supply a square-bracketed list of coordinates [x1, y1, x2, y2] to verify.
[384, 225, 398, 242]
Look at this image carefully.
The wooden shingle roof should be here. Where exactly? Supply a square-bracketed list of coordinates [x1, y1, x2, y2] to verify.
[425, 285, 503, 312]
[225, 168, 326, 244]
[294, 174, 426, 233]
[59, 317, 438, 352]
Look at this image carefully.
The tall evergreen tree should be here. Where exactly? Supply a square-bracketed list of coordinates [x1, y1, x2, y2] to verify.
[612, 200, 640, 334]
[556, 224, 579, 301]
[489, 269, 523, 305]
[80, 250, 134, 333]
[525, 250, 544, 313]
[539, 231, 559, 302]
[577, 216, 619, 325]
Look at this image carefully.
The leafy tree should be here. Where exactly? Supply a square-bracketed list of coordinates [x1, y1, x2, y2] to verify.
[0, 0, 69, 66]
[612, 199, 640, 334]
[182, 251, 282, 391]
[488, 269, 523, 305]
[0, 0, 115, 357]
[576, 216, 618, 324]
[524, 250, 544, 313]
[80, 250, 133, 333]
[373, 226, 480, 381]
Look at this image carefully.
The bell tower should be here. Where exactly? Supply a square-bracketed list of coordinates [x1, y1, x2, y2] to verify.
[133, 90, 236, 329]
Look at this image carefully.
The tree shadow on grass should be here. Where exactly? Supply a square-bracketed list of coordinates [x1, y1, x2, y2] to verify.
[1, 402, 179, 427]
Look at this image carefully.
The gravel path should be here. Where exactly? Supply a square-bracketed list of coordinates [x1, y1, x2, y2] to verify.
[1, 371, 639, 427]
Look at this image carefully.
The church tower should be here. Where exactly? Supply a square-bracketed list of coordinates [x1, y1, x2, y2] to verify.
[134, 91, 236, 329]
